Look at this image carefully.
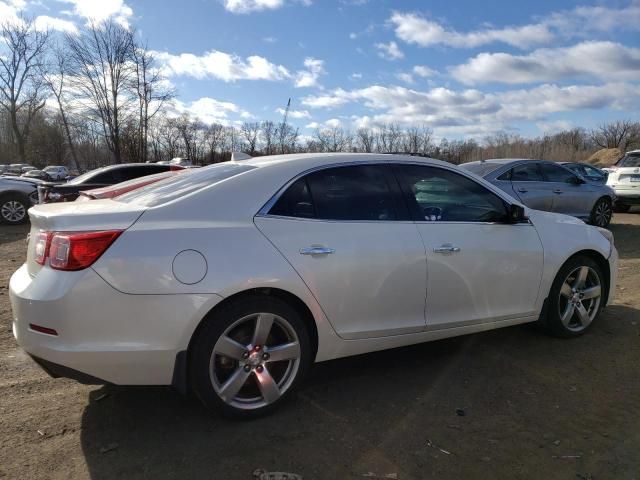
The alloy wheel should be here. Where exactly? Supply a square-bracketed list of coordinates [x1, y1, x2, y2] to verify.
[209, 312, 301, 410]
[593, 200, 612, 227]
[558, 266, 602, 332]
[1, 200, 26, 223]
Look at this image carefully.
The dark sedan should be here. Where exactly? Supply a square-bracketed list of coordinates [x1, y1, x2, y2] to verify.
[38, 163, 184, 203]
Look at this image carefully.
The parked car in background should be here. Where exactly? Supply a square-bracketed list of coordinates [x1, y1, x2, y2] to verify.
[38, 163, 184, 203]
[560, 162, 608, 184]
[76, 169, 188, 201]
[0, 165, 10, 175]
[169, 157, 193, 167]
[0, 176, 40, 224]
[43, 166, 69, 181]
[9, 154, 617, 416]
[21, 170, 51, 181]
[21, 166, 35, 174]
[461, 159, 616, 227]
[604, 150, 640, 213]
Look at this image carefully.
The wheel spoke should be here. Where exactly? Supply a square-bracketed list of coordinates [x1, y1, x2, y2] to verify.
[575, 303, 591, 327]
[560, 303, 575, 326]
[214, 335, 247, 360]
[581, 285, 601, 300]
[573, 267, 589, 289]
[218, 367, 251, 402]
[560, 282, 573, 298]
[255, 367, 281, 404]
[267, 342, 300, 362]
[252, 313, 274, 346]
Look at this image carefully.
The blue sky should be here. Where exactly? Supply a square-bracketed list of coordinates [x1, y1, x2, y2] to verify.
[3, 0, 640, 140]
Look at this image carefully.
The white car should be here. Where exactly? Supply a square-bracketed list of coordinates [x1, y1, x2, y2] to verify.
[605, 150, 640, 212]
[43, 165, 69, 181]
[9, 154, 618, 416]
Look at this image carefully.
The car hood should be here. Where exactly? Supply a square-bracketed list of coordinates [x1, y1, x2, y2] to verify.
[0, 176, 41, 187]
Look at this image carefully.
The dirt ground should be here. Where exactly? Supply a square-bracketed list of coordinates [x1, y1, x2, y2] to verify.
[1, 213, 639, 480]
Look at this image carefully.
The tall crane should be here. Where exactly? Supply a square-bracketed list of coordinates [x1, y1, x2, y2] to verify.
[279, 98, 291, 154]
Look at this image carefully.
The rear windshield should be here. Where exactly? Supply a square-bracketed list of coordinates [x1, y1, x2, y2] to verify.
[618, 155, 640, 168]
[460, 161, 504, 177]
[116, 162, 256, 207]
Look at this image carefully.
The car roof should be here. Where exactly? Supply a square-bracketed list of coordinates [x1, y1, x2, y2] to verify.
[239, 152, 453, 171]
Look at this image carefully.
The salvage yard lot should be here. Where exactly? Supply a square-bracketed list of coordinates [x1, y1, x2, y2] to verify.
[1, 215, 639, 480]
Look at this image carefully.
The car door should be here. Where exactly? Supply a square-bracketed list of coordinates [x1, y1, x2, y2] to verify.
[254, 164, 427, 340]
[507, 162, 554, 212]
[539, 162, 593, 217]
[393, 164, 544, 330]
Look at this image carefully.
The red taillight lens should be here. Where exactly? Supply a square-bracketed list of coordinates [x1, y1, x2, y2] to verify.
[34, 232, 51, 265]
[48, 230, 122, 271]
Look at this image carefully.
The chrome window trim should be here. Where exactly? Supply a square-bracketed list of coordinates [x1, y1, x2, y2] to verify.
[255, 159, 529, 224]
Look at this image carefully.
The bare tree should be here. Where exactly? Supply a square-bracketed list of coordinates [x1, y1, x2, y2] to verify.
[591, 120, 640, 152]
[204, 123, 225, 163]
[315, 127, 351, 152]
[261, 120, 276, 155]
[356, 127, 376, 153]
[131, 42, 173, 163]
[0, 17, 49, 162]
[42, 45, 80, 170]
[378, 123, 402, 153]
[241, 121, 260, 154]
[65, 20, 135, 163]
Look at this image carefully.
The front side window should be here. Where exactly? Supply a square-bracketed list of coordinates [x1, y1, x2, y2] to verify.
[269, 165, 397, 221]
[395, 165, 508, 223]
[540, 163, 576, 183]
[511, 163, 544, 182]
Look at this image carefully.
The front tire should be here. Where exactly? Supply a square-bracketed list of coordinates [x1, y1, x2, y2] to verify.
[0, 194, 29, 225]
[189, 296, 311, 417]
[543, 256, 605, 338]
[589, 197, 612, 227]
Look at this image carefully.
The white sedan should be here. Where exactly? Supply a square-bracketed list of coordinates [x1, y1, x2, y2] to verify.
[9, 154, 618, 417]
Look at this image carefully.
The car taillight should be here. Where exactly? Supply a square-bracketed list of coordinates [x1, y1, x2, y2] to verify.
[36, 230, 122, 271]
[34, 232, 51, 265]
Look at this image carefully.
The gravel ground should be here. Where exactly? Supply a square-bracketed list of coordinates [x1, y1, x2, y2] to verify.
[1, 213, 639, 480]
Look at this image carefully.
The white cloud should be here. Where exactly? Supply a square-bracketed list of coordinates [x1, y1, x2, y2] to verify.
[294, 57, 325, 88]
[302, 82, 640, 135]
[168, 97, 252, 125]
[451, 41, 640, 85]
[350, 72, 362, 80]
[34, 15, 79, 34]
[154, 50, 291, 82]
[305, 118, 342, 130]
[222, 0, 311, 14]
[396, 72, 414, 84]
[276, 107, 311, 119]
[58, 0, 133, 27]
[389, 3, 640, 50]
[413, 65, 436, 77]
[536, 120, 573, 134]
[375, 41, 404, 60]
[389, 12, 553, 49]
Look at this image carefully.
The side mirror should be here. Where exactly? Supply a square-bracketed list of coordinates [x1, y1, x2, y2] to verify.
[507, 204, 527, 223]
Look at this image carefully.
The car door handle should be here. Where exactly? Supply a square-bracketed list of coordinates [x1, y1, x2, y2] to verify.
[517, 187, 528, 193]
[553, 189, 563, 194]
[433, 244, 461, 254]
[299, 246, 335, 255]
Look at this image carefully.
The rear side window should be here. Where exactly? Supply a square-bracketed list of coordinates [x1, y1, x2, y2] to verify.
[269, 165, 397, 221]
[619, 155, 640, 168]
[511, 163, 543, 182]
[117, 163, 255, 207]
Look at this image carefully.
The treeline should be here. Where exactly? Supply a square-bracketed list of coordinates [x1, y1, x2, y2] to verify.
[1, 17, 639, 171]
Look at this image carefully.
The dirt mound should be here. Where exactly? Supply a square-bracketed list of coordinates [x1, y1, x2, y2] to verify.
[587, 148, 622, 167]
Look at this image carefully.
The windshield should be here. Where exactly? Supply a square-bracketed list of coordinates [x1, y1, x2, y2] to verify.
[460, 161, 504, 177]
[116, 162, 256, 207]
[618, 155, 640, 168]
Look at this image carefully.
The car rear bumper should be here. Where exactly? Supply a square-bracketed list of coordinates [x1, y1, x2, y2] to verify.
[607, 245, 618, 306]
[9, 264, 221, 385]
[612, 188, 640, 204]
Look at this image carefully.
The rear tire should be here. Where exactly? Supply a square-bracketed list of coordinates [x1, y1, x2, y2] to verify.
[589, 197, 612, 227]
[189, 296, 312, 418]
[542, 255, 605, 338]
[0, 194, 29, 225]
